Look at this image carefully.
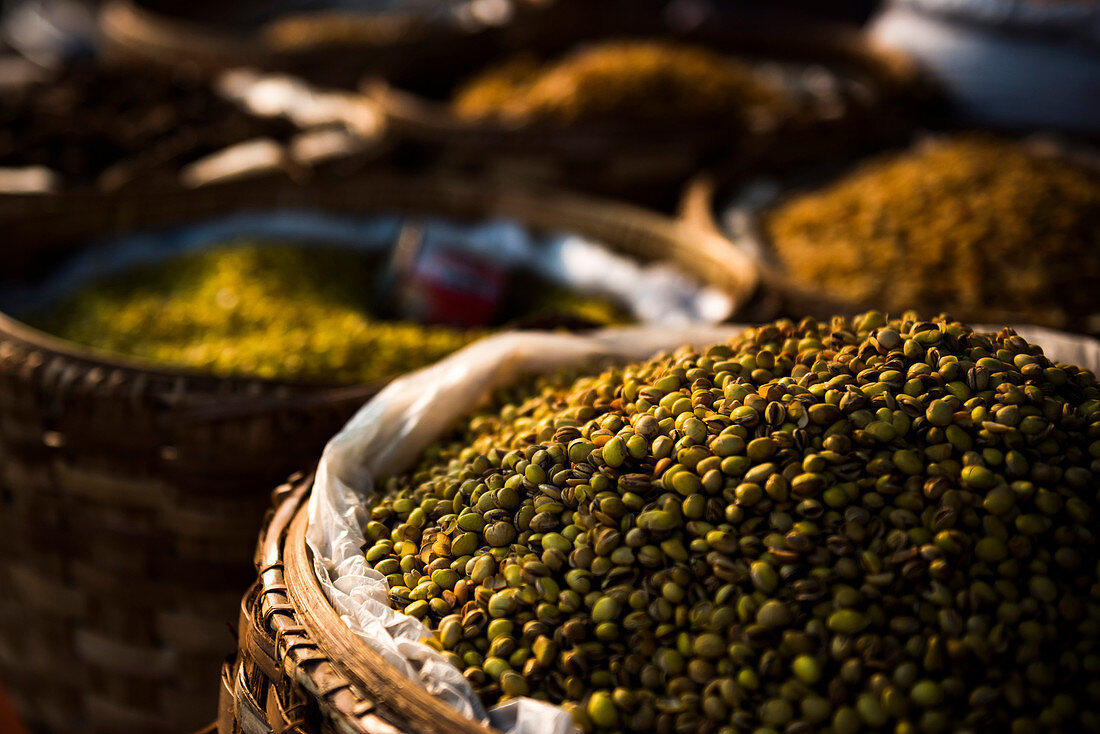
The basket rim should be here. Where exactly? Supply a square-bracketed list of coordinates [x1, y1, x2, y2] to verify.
[253, 476, 501, 734]
[98, 0, 443, 67]
[0, 308, 361, 392]
[0, 169, 759, 395]
[362, 17, 922, 150]
[99, 0, 266, 66]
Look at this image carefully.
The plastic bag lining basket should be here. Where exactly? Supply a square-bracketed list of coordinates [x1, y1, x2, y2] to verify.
[0, 170, 758, 734]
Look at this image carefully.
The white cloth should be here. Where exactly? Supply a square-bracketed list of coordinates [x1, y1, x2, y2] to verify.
[870, 0, 1100, 134]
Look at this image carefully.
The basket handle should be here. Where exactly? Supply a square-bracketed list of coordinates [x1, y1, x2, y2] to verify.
[677, 174, 723, 236]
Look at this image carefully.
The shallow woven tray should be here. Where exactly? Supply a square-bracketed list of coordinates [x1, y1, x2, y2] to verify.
[363, 17, 924, 199]
[0, 169, 757, 734]
[679, 136, 1100, 333]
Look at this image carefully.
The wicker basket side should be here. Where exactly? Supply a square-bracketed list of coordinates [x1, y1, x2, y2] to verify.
[0, 332, 374, 732]
[365, 17, 925, 197]
[0, 316, 381, 731]
[222, 475, 497, 734]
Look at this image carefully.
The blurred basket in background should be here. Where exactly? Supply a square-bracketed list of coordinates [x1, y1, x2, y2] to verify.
[363, 14, 928, 205]
[0, 58, 387, 197]
[98, 0, 581, 88]
[679, 135, 1100, 333]
[0, 169, 758, 733]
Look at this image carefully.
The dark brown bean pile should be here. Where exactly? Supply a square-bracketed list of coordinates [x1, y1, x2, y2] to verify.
[0, 64, 297, 189]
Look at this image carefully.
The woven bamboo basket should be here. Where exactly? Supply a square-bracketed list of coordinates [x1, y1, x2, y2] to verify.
[218, 312, 1100, 734]
[221, 473, 503, 734]
[0, 170, 758, 734]
[364, 17, 925, 201]
[677, 173, 857, 325]
[679, 137, 1100, 335]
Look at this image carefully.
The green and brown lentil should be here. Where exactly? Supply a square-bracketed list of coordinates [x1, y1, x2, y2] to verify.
[366, 310, 1100, 732]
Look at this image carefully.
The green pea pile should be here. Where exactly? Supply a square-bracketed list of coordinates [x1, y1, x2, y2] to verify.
[366, 311, 1100, 733]
[29, 242, 625, 385]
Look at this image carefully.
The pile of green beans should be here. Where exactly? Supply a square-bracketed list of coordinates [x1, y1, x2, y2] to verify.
[367, 310, 1100, 733]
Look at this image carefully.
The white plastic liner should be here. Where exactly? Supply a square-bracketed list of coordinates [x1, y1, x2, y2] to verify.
[306, 323, 1100, 734]
[1006, 327, 1100, 372]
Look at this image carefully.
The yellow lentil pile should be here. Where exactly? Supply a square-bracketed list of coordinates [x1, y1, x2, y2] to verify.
[762, 136, 1100, 328]
[452, 40, 785, 126]
[30, 243, 624, 384]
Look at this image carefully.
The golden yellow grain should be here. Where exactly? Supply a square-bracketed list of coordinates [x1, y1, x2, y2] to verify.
[764, 136, 1100, 327]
